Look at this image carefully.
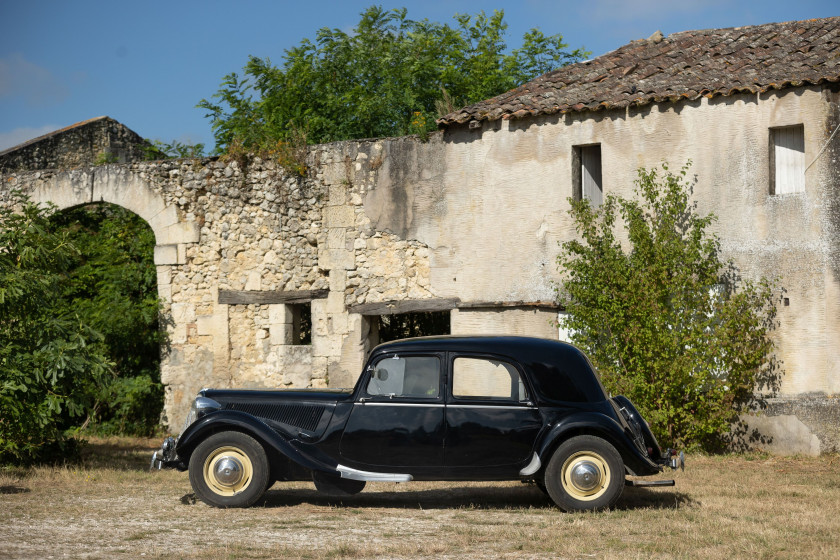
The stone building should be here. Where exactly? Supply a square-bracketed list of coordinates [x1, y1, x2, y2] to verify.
[0, 116, 159, 173]
[1, 17, 838, 454]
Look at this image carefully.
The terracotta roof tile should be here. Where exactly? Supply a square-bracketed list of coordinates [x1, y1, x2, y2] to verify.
[438, 17, 840, 127]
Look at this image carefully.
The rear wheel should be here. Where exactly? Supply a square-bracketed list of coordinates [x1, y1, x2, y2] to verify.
[188, 431, 270, 508]
[544, 435, 624, 512]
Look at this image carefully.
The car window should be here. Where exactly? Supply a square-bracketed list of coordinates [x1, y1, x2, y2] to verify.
[452, 357, 527, 401]
[366, 355, 440, 398]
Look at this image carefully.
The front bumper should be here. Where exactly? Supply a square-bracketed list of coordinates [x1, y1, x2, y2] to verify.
[150, 436, 186, 471]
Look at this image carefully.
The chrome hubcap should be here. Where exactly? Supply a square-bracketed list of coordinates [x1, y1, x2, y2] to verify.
[570, 459, 601, 492]
[214, 456, 244, 486]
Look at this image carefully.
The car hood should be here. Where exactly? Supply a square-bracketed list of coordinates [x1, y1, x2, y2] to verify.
[201, 387, 353, 404]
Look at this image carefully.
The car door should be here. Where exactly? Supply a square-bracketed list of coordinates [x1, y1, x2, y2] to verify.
[444, 354, 542, 469]
[339, 353, 445, 468]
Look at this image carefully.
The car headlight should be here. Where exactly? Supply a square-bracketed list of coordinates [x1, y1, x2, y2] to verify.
[181, 395, 222, 434]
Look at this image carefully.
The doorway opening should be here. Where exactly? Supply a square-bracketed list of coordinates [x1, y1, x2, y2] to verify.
[367, 310, 451, 348]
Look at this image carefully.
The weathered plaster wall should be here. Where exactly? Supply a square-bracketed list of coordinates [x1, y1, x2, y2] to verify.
[440, 84, 840, 453]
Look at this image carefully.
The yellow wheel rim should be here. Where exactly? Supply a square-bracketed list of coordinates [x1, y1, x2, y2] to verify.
[202, 446, 254, 496]
[561, 451, 611, 501]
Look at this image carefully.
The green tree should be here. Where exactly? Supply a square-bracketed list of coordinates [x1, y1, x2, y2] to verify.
[0, 192, 112, 462]
[48, 204, 164, 436]
[557, 164, 782, 450]
[198, 6, 588, 152]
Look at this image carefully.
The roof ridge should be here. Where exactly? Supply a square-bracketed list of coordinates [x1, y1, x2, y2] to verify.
[437, 16, 840, 127]
[0, 116, 112, 156]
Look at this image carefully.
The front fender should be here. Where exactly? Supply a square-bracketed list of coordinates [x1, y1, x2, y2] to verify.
[175, 410, 338, 474]
[536, 411, 660, 476]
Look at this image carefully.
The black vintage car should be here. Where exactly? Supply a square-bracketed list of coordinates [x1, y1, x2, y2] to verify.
[152, 336, 680, 511]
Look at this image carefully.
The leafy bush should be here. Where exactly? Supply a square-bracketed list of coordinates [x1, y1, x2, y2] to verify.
[0, 194, 165, 463]
[0, 192, 112, 462]
[557, 164, 782, 450]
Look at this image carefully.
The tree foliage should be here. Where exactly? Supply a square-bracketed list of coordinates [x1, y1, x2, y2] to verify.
[0, 194, 164, 462]
[48, 203, 164, 436]
[0, 193, 112, 461]
[557, 164, 782, 450]
[198, 6, 588, 152]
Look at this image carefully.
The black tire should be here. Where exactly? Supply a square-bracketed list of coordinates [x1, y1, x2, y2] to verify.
[544, 435, 624, 512]
[312, 471, 366, 497]
[188, 431, 270, 508]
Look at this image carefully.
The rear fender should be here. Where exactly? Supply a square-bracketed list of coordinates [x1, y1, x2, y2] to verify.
[175, 410, 337, 474]
[536, 412, 660, 476]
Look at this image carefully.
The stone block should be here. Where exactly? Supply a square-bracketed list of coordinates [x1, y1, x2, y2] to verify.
[156, 221, 201, 245]
[312, 333, 342, 358]
[171, 302, 196, 324]
[156, 266, 172, 286]
[31, 171, 93, 210]
[245, 270, 262, 291]
[324, 205, 355, 228]
[268, 304, 292, 324]
[329, 184, 347, 206]
[154, 244, 181, 265]
[326, 291, 346, 314]
[327, 228, 346, 250]
[318, 248, 355, 270]
[92, 168, 167, 222]
[329, 269, 347, 292]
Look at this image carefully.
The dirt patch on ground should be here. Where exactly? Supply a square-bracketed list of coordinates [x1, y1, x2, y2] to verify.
[1, 438, 839, 559]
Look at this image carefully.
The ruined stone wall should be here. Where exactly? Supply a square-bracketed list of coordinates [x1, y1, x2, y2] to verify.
[0, 116, 157, 173]
[1, 137, 452, 429]
[3, 84, 838, 453]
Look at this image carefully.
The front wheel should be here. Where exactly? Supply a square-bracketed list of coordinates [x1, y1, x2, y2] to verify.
[544, 435, 624, 512]
[188, 431, 270, 508]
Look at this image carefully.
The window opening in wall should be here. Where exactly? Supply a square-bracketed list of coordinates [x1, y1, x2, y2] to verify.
[770, 125, 805, 195]
[573, 144, 603, 207]
[368, 311, 451, 347]
[287, 303, 312, 345]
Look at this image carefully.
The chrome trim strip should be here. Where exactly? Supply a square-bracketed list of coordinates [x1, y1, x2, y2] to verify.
[355, 402, 445, 408]
[519, 452, 542, 476]
[336, 464, 413, 482]
[354, 403, 537, 410]
[448, 404, 538, 410]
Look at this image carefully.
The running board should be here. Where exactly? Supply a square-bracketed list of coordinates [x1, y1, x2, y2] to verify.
[336, 464, 413, 482]
[625, 479, 675, 487]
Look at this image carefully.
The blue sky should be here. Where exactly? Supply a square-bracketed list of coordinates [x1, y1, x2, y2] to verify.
[1, 0, 837, 152]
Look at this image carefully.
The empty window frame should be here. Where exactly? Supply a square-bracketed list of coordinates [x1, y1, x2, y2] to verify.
[286, 303, 311, 345]
[573, 144, 603, 207]
[770, 125, 805, 195]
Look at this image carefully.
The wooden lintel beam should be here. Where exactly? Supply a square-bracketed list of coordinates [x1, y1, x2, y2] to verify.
[218, 289, 329, 305]
[456, 300, 561, 311]
[349, 298, 461, 316]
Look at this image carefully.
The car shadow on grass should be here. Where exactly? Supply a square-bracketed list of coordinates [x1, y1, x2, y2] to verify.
[256, 483, 696, 511]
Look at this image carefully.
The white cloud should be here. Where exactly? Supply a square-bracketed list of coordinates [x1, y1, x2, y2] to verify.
[0, 125, 59, 152]
[0, 54, 68, 106]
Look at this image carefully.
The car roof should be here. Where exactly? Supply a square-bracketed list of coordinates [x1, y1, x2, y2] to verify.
[372, 335, 576, 358]
[369, 335, 608, 404]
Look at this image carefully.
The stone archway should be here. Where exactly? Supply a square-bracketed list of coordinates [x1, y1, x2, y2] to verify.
[27, 166, 199, 266]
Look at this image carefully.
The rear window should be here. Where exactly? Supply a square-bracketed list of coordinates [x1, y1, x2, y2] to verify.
[524, 346, 606, 403]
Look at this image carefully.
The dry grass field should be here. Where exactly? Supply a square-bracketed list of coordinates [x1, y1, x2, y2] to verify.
[1, 437, 839, 559]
